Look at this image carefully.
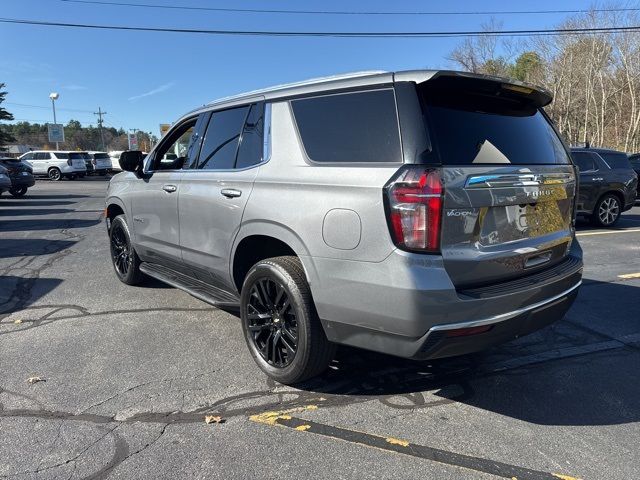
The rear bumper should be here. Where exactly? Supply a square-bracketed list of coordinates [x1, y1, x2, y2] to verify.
[309, 241, 582, 359]
[10, 175, 35, 188]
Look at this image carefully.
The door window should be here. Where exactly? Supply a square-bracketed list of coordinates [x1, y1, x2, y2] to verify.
[35, 152, 51, 160]
[21, 152, 34, 161]
[236, 103, 265, 169]
[151, 118, 198, 171]
[598, 151, 633, 170]
[197, 106, 250, 170]
[571, 152, 597, 172]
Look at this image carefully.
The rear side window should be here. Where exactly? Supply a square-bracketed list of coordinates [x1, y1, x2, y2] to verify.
[291, 89, 402, 163]
[35, 152, 51, 160]
[571, 152, 598, 171]
[54, 152, 69, 159]
[420, 85, 570, 165]
[69, 152, 89, 160]
[197, 105, 250, 170]
[598, 151, 632, 170]
[235, 103, 264, 169]
[629, 155, 640, 169]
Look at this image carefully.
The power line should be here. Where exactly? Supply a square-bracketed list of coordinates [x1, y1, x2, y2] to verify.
[2, 17, 640, 38]
[59, 0, 640, 17]
[5, 101, 94, 113]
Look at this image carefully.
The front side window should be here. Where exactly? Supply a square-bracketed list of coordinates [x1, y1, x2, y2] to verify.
[291, 89, 402, 163]
[21, 152, 34, 160]
[197, 106, 250, 170]
[151, 119, 198, 171]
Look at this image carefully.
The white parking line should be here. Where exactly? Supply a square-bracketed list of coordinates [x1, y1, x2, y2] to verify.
[576, 228, 640, 237]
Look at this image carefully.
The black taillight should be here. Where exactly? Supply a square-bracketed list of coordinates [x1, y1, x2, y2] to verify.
[384, 167, 443, 252]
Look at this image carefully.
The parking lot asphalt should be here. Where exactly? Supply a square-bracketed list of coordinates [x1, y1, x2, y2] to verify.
[1, 178, 639, 480]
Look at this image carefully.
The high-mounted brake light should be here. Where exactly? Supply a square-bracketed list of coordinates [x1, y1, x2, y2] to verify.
[384, 167, 443, 252]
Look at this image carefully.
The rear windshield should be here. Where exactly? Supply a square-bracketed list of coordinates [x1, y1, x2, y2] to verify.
[598, 151, 633, 170]
[420, 85, 570, 165]
[69, 152, 90, 160]
[94, 153, 110, 159]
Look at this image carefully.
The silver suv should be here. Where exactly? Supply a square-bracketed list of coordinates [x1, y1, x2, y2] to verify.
[106, 70, 583, 384]
[20, 150, 87, 180]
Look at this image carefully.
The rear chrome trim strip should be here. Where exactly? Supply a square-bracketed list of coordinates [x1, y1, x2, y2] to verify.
[428, 280, 582, 334]
[465, 172, 574, 189]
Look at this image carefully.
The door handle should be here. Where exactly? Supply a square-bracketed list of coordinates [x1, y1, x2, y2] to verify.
[221, 188, 242, 198]
[162, 184, 178, 193]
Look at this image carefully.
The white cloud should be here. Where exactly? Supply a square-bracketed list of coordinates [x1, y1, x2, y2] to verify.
[128, 82, 175, 101]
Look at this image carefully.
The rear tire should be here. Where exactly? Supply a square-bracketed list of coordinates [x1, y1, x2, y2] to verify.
[591, 193, 621, 227]
[48, 168, 62, 181]
[240, 256, 335, 384]
[9, 186, 27, 197]
[109, 215, 143, 285]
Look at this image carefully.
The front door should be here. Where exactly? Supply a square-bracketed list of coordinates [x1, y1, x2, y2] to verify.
[131, 115, 204, 268]
[179, 102, 265, 290]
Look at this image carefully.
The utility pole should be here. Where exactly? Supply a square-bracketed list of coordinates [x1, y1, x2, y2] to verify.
[94, 107, 107, 151]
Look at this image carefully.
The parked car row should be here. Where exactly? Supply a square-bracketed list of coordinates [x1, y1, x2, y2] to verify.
[0, 157, 35, 197]
[17, 150, 113, 181]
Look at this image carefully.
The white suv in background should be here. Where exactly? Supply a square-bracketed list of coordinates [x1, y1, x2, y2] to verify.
[87, 151, 113, 175]
[20, 150, 88, 181]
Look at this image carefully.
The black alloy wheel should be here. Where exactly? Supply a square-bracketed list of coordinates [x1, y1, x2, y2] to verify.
[246, 277, 298, 368]
[593, 194, 621, 227]
[240, 256, 335, 384]
[109, 215, 143, 285]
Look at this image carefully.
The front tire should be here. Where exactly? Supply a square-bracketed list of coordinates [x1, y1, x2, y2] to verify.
[109, 215, 143, 285]
[592, 194, 621, 227]
[9, 186, 27, 197]
[240, 256, 335, 384]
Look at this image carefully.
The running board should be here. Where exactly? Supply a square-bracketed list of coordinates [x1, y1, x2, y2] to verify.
[139, 262, 240, 308]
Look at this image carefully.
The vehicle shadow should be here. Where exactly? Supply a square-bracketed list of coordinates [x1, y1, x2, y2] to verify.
[0, 238, 76, 258]
[0, 200, 76, 207]
[0, 219, 101, 232]
[24, 194, 89, 199]
[0, 208, 74, 217]
[291, 279, 640, 427]
[0, 275, 63, 314]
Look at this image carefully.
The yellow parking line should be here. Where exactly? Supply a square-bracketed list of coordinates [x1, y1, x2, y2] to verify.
[618, 272, 640, 280]
[576, 228, 640, 237]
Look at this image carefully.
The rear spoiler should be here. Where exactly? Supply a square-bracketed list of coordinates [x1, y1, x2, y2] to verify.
[416, 70, 553, 108]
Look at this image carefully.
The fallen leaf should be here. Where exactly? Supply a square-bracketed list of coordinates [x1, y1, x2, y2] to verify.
[27, 376, 45, 384]
[204, 415, 224, 424]
[14, 319, 23, 324]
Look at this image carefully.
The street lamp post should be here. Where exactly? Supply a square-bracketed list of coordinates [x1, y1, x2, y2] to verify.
[49, 92, 60, 149]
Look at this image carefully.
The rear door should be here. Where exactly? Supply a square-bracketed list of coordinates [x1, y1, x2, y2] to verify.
[418, 77, 577, 288]
[571, 151, 601, 213]
[178, 102, 264, 290]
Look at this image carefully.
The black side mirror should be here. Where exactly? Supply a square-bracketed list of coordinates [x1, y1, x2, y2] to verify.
[119, 150, 144, 175]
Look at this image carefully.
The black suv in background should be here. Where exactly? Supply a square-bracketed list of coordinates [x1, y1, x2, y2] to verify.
[571, 148, 638, 227]
[0, 157, 35, 197]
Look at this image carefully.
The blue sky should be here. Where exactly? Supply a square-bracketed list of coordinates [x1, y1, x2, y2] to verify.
[0, 0, 604, 135]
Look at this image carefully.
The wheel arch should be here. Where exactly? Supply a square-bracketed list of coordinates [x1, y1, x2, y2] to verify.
[231, 221, 317, 294]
